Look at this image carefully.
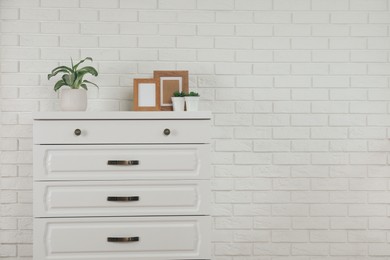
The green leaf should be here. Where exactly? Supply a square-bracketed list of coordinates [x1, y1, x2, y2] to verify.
[83, 79, 99, 88]
[48, 69, 70, 80]
[62, 74, 75, 87]
[74, 57, 93, 70]
[71, 57, 74, 69]
[80, 84, 88, 90]
[77, 66, 98, 77]
[49, 66, 73, 75]
[54, 80, 66, 91]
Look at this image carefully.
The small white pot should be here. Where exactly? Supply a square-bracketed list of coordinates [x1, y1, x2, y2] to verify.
[184, 96, 200, 111]
[171, 97, 185, 111]
[60, 88, 87, 111]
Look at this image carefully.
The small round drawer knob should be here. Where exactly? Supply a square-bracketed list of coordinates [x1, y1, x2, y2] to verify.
[74, 129, 82, 136]
[163, 128, 171, 136]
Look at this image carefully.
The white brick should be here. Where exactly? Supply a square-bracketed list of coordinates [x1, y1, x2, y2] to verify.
[274, 51, 311, 62]
[20, 8, 58, 20]
[100, 10, 137, 21]
[41, 22, 79, 34]
[216, 37, 251, 49]
[312, 0, 349, 10]
[215, 63, 252, 75]
[255, 11, 291, 23]
[310, 231, 347, 242]
[235, 153, 272, 164]
[216, 88, 252, 100]
[177, 11, 215, 23]
[178, 36, 214, 48]
[253, 38, 290, 49]
[350, 0, 387, 10]
[236, 0, 272, 10]
[254, 64, 290, 75]
[370, 13, 390, 23]
[234, 127, 271, 139]
[60, 35, 98, 47]
[272, 231, 308, 242]
[138, 36, 175, 48]
[197, 0, 234, 10]
[2, 21, 39, 33]
[254, 243, 290, 256]
[159, 0, 195, 9]
[273, 153, 310, 165]
[312, 50, 349, 62]
[198, 24, 234, 36]
[139, 11, 176, 22]
[331, 12, 368, 23]
[236, 24, 273, 36]
[331, 217, 367, 229]
[159, 49, 196, 61]
[292, 89, 328, 100]
[330, 244, 368, 256]
[330, 38, 367, 49]
[293, 245, 329, 258]
[292, 140, 328, 152]
[273, 127, 310, 139]
[291, 38, 328, 50]
[274, 25, 311, 36]
[273, 0, 310, 10]
[310, 204, 348, 216]
[20, 35, 59, 47]
[216, 11, 253, 23]
[312, 25, 349, 36]
[120, 0, 157, 9]
[312, 101, 349, 113]
[293, 12, 329, 23]
[293, 217, 329, 229]
[272, 204, 309, 216]
[60, 9, 98, 21]
[40, 0, 78, 7]
[254, 140, 290, 152]
[254, 114, 290, 126]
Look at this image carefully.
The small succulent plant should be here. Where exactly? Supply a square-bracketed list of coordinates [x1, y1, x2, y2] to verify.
[48, 57, 99, 91]
[172, 91, 186, 97]
[187, 91, 199, 97]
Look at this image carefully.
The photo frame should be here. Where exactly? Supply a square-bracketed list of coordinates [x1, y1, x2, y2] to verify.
[133, 78, 160, 111]
[153, 70, 189, 111]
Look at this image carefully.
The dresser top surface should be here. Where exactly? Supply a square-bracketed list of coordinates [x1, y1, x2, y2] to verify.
[33, 111, 212, 120]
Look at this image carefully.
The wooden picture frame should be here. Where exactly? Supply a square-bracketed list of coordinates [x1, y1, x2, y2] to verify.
[153, 70, 189, 111]
[133, 78, 160, 111]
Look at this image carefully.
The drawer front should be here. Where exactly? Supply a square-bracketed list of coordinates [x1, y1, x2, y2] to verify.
[34, 180, 211, 217]
[34, 144, 210, 181]
[33, 120, 210, 144]
[34, 216, 211, 260]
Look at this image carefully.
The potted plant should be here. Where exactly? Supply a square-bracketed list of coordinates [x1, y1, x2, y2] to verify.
[184, 91, 200, 111]
[171, 91, 185, 111]
[47, 57, 99, 111]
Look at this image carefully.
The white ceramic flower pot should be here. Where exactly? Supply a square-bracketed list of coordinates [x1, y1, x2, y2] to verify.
[171, 97, 185, 111]
[184, 96, 200, 111]
[60, 88, 87, 111]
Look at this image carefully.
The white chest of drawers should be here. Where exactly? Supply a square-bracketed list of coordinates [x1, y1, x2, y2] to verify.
[33, 112, 211, 260]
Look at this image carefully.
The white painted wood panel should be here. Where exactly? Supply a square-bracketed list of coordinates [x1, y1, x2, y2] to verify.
[34, 144, 210, 181]
[34, 216, 211, 260]
[34, 180, 211, 217]
[34, 120, 210, 144]
[33, 111, 212, 120]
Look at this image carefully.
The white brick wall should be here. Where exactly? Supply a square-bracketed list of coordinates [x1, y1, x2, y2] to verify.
[1, 0, 390, 259]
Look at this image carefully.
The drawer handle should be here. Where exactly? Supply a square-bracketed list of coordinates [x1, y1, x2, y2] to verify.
[107, 196, 139, 202]
[74, 129, 82, 136]
[107, 237, 139, 242]
[107, 160, 139, 165]
[163, 128, 170, 136]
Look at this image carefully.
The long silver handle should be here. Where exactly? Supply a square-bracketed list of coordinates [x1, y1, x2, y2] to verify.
[107, 196, 139, 202]
[107, 160, 139, 165]
[107, 237, 139, 242]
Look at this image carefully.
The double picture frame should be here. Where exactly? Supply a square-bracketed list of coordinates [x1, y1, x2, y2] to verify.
[133, 70, 188, 111]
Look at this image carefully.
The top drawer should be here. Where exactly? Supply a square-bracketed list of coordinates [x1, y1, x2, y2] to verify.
[34, 120, 210, 144]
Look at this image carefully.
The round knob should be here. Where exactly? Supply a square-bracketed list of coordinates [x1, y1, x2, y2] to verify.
[163, 128, 171, 136]
[74, 129, 82, 136]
